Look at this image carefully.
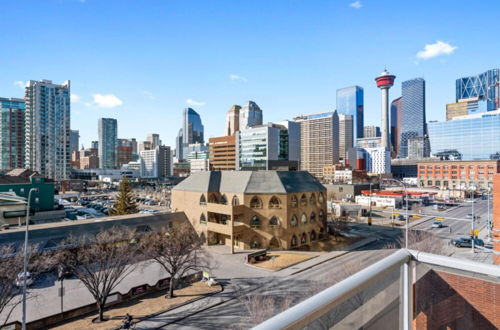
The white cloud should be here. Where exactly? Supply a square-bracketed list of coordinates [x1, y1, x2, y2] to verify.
[349, 1, 362, 9]
[416, 41, 457, 60]
[13, 81, 25, 89]
[71, 93, 81, 103]
[92, 93, 123, 108]
[229, 74, 248, 82]
[186, 98, 206, 106]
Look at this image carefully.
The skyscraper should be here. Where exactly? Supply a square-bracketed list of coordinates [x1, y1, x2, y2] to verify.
[0, 97, 25, 169]
[456, 69, 499, 111]
[390, 97, 402, 156]
[25, 80, 71, 180]
[239, 101, 263, 130]
[225, 104, 241, 136]
[176, 128, 183, 160]
[363, 126, 381, 138]
[336, 86, 364, 145]
[70, 130, 79, 154]
[147, 133, 161, 148]
[98, 118, 117, 169]
[338, 114, 353, 161]
[400, 78, 426, 158]
[294, 111, 340, 178]
[179, 108, 204, 161]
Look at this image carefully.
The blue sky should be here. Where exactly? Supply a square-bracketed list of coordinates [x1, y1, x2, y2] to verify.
[1, 0, 499, 148]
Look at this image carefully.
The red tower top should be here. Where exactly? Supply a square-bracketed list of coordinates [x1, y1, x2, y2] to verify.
[375, 69, 396, 88]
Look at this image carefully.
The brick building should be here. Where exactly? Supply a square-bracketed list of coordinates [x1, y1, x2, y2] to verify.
[208, 136, 237, 171]
[417, 159, 500, 190]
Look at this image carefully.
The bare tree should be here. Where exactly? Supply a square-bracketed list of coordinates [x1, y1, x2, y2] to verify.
[0, 245, 23, 326]
[141, 223, 207, 299]
[240, 293, 294, 327]
[328, 216, 349, 240]
[57, 227, 140, 322]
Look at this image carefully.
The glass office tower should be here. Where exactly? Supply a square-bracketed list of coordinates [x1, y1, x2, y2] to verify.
[0, 97, 25, 169]
[98, 118, 118, 169]
[181, 108, 204, 161]
[400, 78, 426, 158]
[456, 69, 499, 111]
[428, 111, 500, 160]
[336, 86, 364, 145]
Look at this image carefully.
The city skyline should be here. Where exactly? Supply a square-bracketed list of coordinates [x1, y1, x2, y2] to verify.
[2, 1, 500, 148]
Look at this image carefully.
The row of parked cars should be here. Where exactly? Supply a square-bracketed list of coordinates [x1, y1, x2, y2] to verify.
[64, 198, 116, 220]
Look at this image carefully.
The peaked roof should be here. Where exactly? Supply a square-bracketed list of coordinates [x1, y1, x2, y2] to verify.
[173, 171, 325, 194]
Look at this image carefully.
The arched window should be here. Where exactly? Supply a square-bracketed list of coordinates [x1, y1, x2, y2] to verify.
[269, 216, 280, 226]
[310, 212, 316, 223]
[199, 194, 206, 205]
[318, 192, 324, 203]
[301, 213, 307, 225]
[250, 216, 261, 228]
[269, 196, 281, 209]
[300, 194, 307, 206]
[291, 235, 297, 247]
[310, 230, 317, 241]
[200, 213, 207, 224]
[309, 193, 316, 205]
[301, 232, 307, 244]
[291, 195, 298, 208]
[220, 194, 228, 205]
[232, 195, 240, 206]
[208, 194, 218, 203]
[250, 196, 262, 208]
[290, 215, 298, 227]
[319, 209, 325, 222]
[319, 227, 325, 239]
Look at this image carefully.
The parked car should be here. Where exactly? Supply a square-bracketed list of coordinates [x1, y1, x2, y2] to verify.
[451, 237, 484, 248]
[15, 272, 33, 288]
[431, 221, 443, 228]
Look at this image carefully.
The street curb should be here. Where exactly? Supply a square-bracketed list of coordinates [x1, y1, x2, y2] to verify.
[287, 236, 378, 276]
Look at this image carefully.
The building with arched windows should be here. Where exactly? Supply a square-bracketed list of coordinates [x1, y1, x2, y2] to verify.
[171, 171, 327, 251]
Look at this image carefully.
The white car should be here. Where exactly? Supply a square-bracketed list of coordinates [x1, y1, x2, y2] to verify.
[15, 272, 33, 288]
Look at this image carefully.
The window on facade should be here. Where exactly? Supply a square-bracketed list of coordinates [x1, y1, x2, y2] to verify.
[300, 194, 307, 206]
[199, 194, 206, 205]
[250, 216, 261, 228]
[232, 195, 240, 206]
[309, 194, 316, 205]
[269, 216, 280, 226]
[291, 195, 298, 208]
[319, 227, 325, 239]
[291, 235, 297, 247]
[269, 196, 281, 209]
[310, 230, 317, 241]
[209, 194, 218, 203]
[301, 233, 307, 244]
[310, 212, 316, 223]
[427, 180, 433, 185]
[319, 210, 325, 222]
[250, 196, 262, 208]
[291, 215, 298, 227]
[318, 192, 324, 203]
[200, 213, 207, 224]
[220, 194, 228, 205]
[301, 213, 307, 224]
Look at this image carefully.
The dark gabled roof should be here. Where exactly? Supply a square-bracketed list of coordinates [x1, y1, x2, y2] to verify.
[173, 171, 325, 194]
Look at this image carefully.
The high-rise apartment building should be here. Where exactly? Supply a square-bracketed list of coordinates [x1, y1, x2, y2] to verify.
[225, 105, 241, 136]
[294, 111, 340, 178]
[157, 145, 172, 178]
[209, 135, 237, 171]
[239, 101, 263, 130]
[400, 78, 426, 158]
[117, 138, 133, 168]
[138, 140, 152, 154]
[336, 86, 364, 145]
[98, 118, 117, 169]
[338, 114, 353, 161]
[390, 97, 402, 155]
[147, 133, 161, 148]
[0, 98, 25, 169]
[70, 130, 79, 154]
[456, 69, 499, 111]
[237, 122, 299, 171]
[364, 147, 391, 174]
[25, 80, 71, 180]
[140, 145, 171, 178]
[363, 126, 381, 138]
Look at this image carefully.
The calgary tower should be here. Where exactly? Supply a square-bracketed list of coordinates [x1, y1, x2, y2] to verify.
[375, 69, 396, 151]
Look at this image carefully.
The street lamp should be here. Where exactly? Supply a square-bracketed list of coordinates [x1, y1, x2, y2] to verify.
[22, 188, 38, 330]
[487, 187, 491, 241]
[468, 186, 476, 253]
[383, 178, 409, 249]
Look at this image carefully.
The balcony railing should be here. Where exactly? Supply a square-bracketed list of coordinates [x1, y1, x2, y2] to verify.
[253, 249, 500, 330]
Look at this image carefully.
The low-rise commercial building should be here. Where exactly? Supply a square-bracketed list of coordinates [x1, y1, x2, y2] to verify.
[172, 171, 327, 250]
[417, 159, 500, 190]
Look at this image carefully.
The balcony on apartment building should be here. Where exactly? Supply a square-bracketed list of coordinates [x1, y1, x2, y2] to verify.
[253, 249, 499, 330]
